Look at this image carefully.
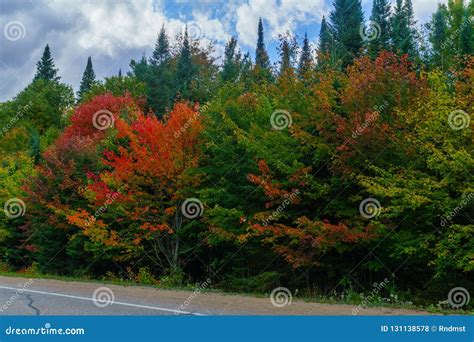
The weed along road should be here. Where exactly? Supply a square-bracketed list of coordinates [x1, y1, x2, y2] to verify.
[0, 276, 434, 316]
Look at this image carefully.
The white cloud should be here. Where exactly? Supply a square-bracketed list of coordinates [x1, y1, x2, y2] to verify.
[412, 0, 447, 23]
[234, 0, 327, 47]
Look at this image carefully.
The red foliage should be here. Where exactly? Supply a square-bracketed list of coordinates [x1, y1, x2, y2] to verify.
[88, 102, 203, 237]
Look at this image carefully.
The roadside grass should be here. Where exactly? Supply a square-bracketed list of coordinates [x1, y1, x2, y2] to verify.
[0, 270, 469, 315]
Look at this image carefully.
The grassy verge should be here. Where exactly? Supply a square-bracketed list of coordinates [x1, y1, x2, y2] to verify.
[0, 271, 468, 315]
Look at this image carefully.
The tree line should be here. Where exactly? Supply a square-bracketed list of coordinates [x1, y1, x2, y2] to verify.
[0, 0, 472, 307]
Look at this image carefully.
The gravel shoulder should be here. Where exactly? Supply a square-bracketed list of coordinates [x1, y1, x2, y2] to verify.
[0, 275, 435, 315]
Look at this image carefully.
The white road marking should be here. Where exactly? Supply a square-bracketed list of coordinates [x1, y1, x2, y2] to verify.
[0, 285, 206, 315]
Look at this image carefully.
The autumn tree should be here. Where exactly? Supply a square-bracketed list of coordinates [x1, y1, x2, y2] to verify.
[70, 102, 204, 278]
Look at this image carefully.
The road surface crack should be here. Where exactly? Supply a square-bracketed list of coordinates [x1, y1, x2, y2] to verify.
[25, 294, 40, 315]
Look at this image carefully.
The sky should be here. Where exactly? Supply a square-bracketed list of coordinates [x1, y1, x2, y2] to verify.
[0, 0, 447, 102]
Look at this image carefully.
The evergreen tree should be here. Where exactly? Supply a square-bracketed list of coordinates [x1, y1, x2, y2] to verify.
[77, 56, 95, 102]
[33, 44, 60, 82]
[368, 0, 392, 58]
[318, 16, 333, 55]
[277, 32, 297, 75]
[255, 17, 270, 70]
[403, 0, 417, 54]
[130, 53, 149, 83]
[317, 15, 337, 68]
[175, 27, 196, 98]
[329, 0, 364, 66]
[29, 129, 41, 164]
[428, 4, 449, 69]
[147, 26, 174, 114]
[298, 33, 312, 76]
[391, 0, 416, 55]
[150, 25, 171, 66]
[459, 7, 474, 55]
[118, 69, 122, 77]
[222, 36, 243, 82]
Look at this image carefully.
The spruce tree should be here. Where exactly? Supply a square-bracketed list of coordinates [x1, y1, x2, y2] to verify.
[29, 129, 41, 164]
[255, 17, 270, 70]
[428, 4, 449, 69]
[150, 25, 171, 66]
[459, 8, 474, 55]
[33, 44, 60, 82]
[77, 56, 95, 102]
[130, 53, 148, 83]
[222, 36, 243, 82]
[368, 0, 392, 58]
[277, 32, 296, 75]
[391, 0, 416, 55]
[176, 27, 196, 98]
[146, 26, 173, 114]
[329, 0, 364, 66]
[298, 33, 312, 76]
[318, 16, 333, 55]
[403, 0, 417, 55]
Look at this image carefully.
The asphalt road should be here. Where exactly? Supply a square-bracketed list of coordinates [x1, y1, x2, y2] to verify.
[0, 275, 433, 316]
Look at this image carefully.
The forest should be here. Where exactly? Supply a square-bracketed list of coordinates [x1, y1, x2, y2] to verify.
[0, 0, 472, 309]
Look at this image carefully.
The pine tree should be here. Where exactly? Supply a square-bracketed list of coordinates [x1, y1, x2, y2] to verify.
[130, 53, 148, 82]
[222, 36, 243, 82]
[277, 32, 296, 75]
[29, 128, 41, 164]
[298, 33, 312, 76]
[33, 44, 60, 82]
[403, 0, 417, 55]
[428, 4, 449, 69]
[150, 25, 171, 66]
[391, 0, 416, 55]
[77, 56, 95, 102]
[329, 0, 364, 66]
[176, 27, 196, 98]
[255, 17, 270, 70]
[459, 7, 474, 55]
[318, 16, 333, 55]
[368, 0, 392, 58]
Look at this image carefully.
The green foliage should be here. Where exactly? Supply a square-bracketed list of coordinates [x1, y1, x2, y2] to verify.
[0, 7, 472, 308]
[368, 0, 392, 58]
[330, 0, 364, 66]
[33, 44, 60, 82]
[77, 56, 96, 102]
